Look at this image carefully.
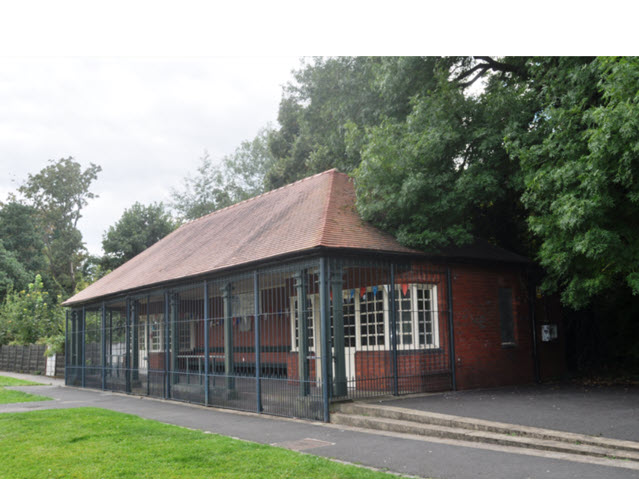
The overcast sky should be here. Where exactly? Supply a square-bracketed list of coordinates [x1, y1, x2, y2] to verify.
[0, 0, 631, 260]
[0, 57, 302, 256]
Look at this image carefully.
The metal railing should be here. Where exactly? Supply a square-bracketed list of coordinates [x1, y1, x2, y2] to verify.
[66, 255, 453, 421]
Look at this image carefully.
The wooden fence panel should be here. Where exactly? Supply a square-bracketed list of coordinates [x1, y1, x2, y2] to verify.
[0, 344, 58, 376]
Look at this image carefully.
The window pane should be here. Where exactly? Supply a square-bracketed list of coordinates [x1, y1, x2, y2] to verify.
[359, 287, 385, 348]
[416, 286, 436, 347]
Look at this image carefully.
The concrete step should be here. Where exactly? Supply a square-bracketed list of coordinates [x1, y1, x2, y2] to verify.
[331, 402, 639, 462]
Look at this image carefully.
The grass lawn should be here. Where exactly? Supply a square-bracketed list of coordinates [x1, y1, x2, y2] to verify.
[0, 375, 44, 387]
[0, 375, 51, 404]
[0, 408, 398, 479]
[0, 388, 51, 404]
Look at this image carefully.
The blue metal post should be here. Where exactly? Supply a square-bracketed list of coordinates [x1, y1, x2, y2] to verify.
[125, 298, 131, 393]
[319, 257, 330, 422]
[389, 264, 399, 396]
[101, 302, 106, 390]
[254, 270, 262, 413]
[64, 309, 69, 385]
[81, 306, 86, 388]
[147, 295, 151, 396]
[293, 271, 309, 396]
[204, 281, 210, 406]
[164, 291, 170, 399]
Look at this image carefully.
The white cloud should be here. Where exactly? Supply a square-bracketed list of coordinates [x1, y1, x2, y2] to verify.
[0, 56, 301, 255]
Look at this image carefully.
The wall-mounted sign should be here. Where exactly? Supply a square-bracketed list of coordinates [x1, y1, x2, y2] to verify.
[541, 324, 558, 342]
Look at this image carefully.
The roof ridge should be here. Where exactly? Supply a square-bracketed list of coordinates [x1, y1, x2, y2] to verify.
[178, 168, 340, 229]
[318, 169, 339, 246]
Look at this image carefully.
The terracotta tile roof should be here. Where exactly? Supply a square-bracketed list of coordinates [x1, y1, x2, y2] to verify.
[63, 170, 410, 305]
[64, 169, 527, 306]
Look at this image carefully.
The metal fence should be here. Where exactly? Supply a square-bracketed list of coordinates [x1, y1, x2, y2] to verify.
[66, 255, 452, 421]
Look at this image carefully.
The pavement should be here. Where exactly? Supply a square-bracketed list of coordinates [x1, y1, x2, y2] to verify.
[2, 372, 639, 479]
[378, 383, 639, 442]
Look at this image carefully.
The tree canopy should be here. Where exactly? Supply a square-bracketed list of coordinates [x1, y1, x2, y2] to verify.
[507, 56, 639, 308]
[101, 202, 177, 271]
[17, 157, 101, 297]
[171, 127, 276, 220]
[259, 56, 639, 315]
[3, 57, 639, 367]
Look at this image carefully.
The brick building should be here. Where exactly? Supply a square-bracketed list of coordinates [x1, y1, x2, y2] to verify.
[62, 169, 562, 421]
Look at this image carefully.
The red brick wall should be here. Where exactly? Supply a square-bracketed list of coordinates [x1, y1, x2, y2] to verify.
[354, 350, 452, 392]
[449, 263, 534, 389]
[142, 261, 556, 392]
[286, 352, 318, 384]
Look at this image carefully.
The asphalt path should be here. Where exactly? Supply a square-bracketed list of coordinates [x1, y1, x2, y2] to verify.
[1, 373, 638, 478]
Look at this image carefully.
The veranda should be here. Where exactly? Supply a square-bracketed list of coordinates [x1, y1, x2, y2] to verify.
[66, 255, 453, 421]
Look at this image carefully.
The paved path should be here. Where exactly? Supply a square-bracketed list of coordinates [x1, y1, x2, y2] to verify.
[2, 372, 639, 479]
[379, 383, 639, 442]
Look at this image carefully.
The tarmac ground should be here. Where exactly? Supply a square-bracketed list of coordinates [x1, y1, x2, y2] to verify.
[1, 372, 638, 479]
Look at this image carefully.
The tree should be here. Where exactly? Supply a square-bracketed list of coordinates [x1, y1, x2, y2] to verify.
[18, 157, 101, 297]
[0, 202, 46, 275]
[0, 202, 48, 301]
[172, 127, 276, 220]
[507, 56, 639, 309]
[0, 274, 64, 346]
[0, 241, 30, 300]
[101, 202, 177, 270]
[266, 57, 384, 188]
[354, 57, 535, 255]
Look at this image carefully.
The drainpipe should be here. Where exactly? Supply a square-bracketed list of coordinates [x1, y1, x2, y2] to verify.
[529, 272, 541, 383]
[447, 267, 457, 391]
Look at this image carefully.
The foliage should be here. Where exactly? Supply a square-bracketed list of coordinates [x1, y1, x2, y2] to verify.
[172, 127, 276, 220]
[354, 57, 534, 254]
[0, 408, 397, 478]
[507, 56, 639, 308]
[0, 240, 31, 300]
[17, 157, 101, 297]
[266, 57, 383, 188]
[0, 274, 64, 346]
[0, 202, 47, 275]
[74, 254, 111, 293]
[101, 202, 176, 270]
[39, 333, 66, 357]
[0, 203, 49, 303]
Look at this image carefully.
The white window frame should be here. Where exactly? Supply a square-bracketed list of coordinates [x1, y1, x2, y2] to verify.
[412, 283, 439, 349]
[148, 314, 164, 352]
[289, 283, 440, 353]
[352, 286, 389, 350]
[402, 284, 439, 349]
[290, 295, 317, 353]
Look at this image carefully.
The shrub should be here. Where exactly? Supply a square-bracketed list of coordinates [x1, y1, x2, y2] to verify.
[0, 274, 64, 346]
